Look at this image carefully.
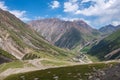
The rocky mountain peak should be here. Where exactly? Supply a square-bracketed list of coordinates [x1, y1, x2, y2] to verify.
[29, 18, 100, 49]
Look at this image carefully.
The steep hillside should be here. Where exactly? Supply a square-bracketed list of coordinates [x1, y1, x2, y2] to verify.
[29, 18, 100, 49]
[0, 48, 16, 64]
[0, 9, 75, 61]
[88, 29, 120, 60]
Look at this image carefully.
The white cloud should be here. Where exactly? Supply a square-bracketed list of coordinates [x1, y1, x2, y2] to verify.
[0, 1, 8, 10]
[62, 0, 120, 20]
[81, 0, 90, 3]
[0, 1, 30, 21]
[70, 0, 78, 2]
[61, 17, 80, 21]
[34, 15, 49, 20]
[34, 16, 44, 20]
[81, 0, 96, 3]
[56, 15, 91, 25]
[80, 0, 120, 27]
[50, 1, 60, 9]
[63, 0, 120, 28]
[112, 21, 120, 26]
[64, 0, 79, 12]
[10, 10, 30, 21]
[75, 0, 118, 16]
[10, 10, 26, 18]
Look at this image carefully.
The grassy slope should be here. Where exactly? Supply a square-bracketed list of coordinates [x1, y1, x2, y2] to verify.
[0, 48, 16, 60]
[0, 58, 74, 75]
[55, 27, 83, 49]
[40, 59, 73, 66]
[0, 61, 24, 73]
[4, 61, 119, 80]
[88, 29, 120, 60]
[80, 41, 100, 62]
[55, 27, 100, 50]
[0, 9, 75, 60]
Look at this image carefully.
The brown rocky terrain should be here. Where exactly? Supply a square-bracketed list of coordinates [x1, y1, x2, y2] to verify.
[91, 63, 120, 80]
[29, 18, 100, 49]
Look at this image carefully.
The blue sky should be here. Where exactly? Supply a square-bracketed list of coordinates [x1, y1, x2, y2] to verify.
[0, 0, 120, 28]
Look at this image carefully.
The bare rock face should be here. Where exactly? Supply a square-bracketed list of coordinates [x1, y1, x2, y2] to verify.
[91, 63, 120, 80]
[29, 18, 100, 49]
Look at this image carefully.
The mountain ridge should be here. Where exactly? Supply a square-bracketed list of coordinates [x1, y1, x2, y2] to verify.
[88, 29, 120, 60]
[0, 9, 75, 62]
[29, 18, 100, 49]
[99, 24, 120, 36]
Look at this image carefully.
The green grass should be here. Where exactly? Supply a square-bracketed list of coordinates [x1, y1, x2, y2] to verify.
[86, 54, 100, 62]
[55, 27, 82, 49]
[4, 62, 117, 80]
[4, 62, 119, 80]
[0, 48, 16, 60]
[81, 46, 91, 53]
[22, 53, 40, 60]
[0, 61, 24, 73]
[0, 60, 34, 73]
[88, 29, 120, 60]
[41, 60, 71, 66]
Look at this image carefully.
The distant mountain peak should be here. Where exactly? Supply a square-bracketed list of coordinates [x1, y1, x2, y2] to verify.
[99, 24, 120, 35]
[29, 18, 100, 49]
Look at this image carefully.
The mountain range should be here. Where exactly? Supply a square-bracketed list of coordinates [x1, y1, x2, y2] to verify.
[88, 28, 120, 60]
[29, 18, 100, 49]
[99, 24, 120, 36]
[28, 18, 120, 61]
[0, 8, 120, 80]
[0, 9, 76, 64]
